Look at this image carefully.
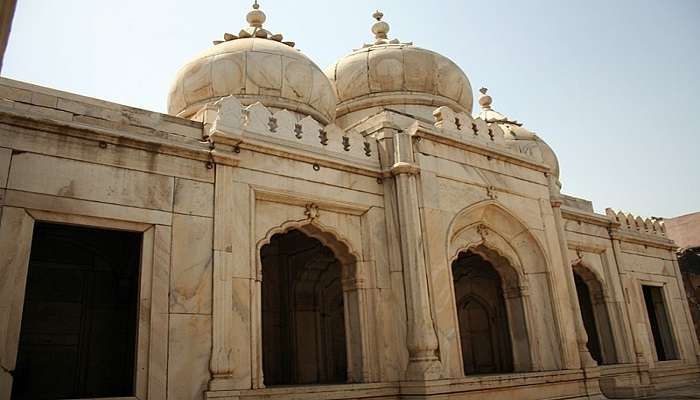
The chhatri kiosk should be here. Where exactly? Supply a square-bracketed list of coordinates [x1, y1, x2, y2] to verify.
[0, 3, 698, 400]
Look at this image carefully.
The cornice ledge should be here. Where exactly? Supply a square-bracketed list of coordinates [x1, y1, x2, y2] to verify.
[236, 135, 383, 178]
[561, 206, 617, 228]
[0, 108, 211, 162]
[412, 122, 550, 173]
[612, 229, 677, 250]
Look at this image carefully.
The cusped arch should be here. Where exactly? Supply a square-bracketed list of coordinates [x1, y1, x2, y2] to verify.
[448, 200, 550, 281]
[257, 218, 372, 385]
[257, 219, 360, 269]
[572, 260, 608, 299]
[571, 259, 619, 364]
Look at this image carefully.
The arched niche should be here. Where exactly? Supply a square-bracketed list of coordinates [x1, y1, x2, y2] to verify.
[446, 201, 554, 373]
[255, 220, 370, 386]
[452, 250, 515, 374]
[572, 262, 618, 365]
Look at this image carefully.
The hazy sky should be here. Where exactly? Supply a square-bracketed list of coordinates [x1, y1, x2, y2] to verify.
[3, 0, 699, 218]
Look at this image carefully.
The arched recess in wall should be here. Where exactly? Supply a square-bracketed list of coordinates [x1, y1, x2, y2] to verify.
[572, 261, 618, 365]
[446, 200, 553, 374]
[255, 220, 372, 387]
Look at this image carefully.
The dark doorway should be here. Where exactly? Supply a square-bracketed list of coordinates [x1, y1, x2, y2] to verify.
[452, 251, 513, 374]
[642, 285, 678, 361]
[11, 222, 141, 400]
[261, 229, 347, 386]
[574, 273, 603, 364]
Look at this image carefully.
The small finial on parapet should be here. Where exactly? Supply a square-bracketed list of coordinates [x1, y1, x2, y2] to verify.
[372, 10, 390, 42]
[479, 87, 493, 110]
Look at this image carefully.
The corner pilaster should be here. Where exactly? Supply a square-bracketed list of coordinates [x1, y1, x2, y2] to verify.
[388, 127, 441, 380]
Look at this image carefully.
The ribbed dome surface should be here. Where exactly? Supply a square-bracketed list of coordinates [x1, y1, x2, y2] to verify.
[168, 38, 337, 124]
[325, 43, 473, 117]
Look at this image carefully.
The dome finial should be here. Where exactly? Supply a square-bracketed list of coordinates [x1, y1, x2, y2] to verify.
[479, 87, 493, 110]
[371, 10, 390, 43]
[247, 0, 266, 28]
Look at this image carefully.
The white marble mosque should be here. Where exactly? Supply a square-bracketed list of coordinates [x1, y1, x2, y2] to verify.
[0, 2, 698, 400]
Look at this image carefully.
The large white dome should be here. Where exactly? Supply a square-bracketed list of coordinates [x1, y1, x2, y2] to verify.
[168, 3, 337, 124]
[325, 11, 473, 118]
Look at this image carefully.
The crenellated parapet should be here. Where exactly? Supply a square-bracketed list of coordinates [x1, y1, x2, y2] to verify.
[202, 96, 379, 167]
[605, 208, 667, 238]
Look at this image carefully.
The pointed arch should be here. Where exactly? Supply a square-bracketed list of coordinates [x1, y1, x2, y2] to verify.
[257, 219, 360, 264]
[572, 260, 618, 365]
[447, 200, 550, 280]
[445, 200, 555, 373]
[255, 218, 371, 386]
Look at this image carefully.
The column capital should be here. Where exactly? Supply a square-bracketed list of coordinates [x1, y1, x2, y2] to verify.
[391, 161, 420, 176]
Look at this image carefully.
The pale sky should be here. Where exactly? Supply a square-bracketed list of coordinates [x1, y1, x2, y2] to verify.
[3, 0, 699, 218]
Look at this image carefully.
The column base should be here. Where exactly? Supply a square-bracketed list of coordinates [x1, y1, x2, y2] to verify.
[209, 376, 238, 391]
[405, 358, 442, 381]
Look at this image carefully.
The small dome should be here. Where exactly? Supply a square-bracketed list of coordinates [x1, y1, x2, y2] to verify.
[325, 11, 473, 118]
[478, 88, 560, 179]
[168, 3, 337, 124]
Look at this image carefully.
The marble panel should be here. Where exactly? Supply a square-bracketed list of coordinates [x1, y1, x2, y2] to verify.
[403, 47, 437, 93]
[183, 58, 214, 104]
[168, 314, 212, 400]
[211, 52, 246, 98]
[167, 78, 186, 117]
[422, 207, 461, 377]
[0, 126, 213, 182]
[231, 182, 253, 279]
[237, 169, 384, 209]
[214, 165, 235, 252]
[436, 56, 467, 105]
[7, 153, 174, 211]
[245, 52, 282, 94]
[233, 149, 383, 195]
[281, 56, 313, 103]
[0, 208, 33, 374]
[368, 46, 403, 92]
[3, 190, 172, 226]
[527, 272, 562, 370]
[308, 68, 336, 119]
[435, 178, 485, 214]
[0, 147, 10, 188]
[335, 51, 369, 102]
[361, 207, 390, 289]
[231, 277, 252, 388]
[149, 225, 171, 400]
[170, 214, 213, 314]
[174, 178, 214, 217]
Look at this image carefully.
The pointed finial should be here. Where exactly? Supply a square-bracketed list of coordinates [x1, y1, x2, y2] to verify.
[371, 10, 390, 42]
[247, 0, 266, 27]
[479, 87, 493, 110]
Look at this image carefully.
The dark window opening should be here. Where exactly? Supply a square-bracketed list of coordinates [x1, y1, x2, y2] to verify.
[452, 251, 513, 374]
[261, 229, 347, 386]
[574, 273, 603, 364]
[11, 222, 141, 400]
[642, 285, 678, 361]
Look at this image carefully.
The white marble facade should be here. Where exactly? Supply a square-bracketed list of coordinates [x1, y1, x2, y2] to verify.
[0, 4, 699, 400]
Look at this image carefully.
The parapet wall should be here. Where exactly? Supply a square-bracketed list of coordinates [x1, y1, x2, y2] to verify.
[0, 78, 203, 142]
[200, 96, 381, 169]
[606, 208, 667, 238]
